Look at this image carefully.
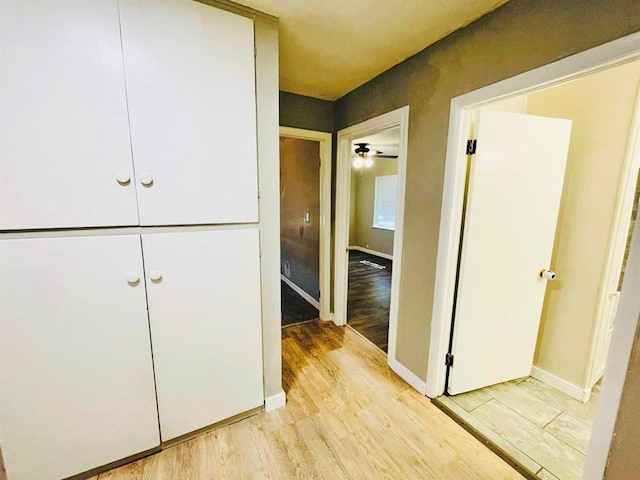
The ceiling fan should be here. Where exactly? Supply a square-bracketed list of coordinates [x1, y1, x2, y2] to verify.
[352, 143, 398, 169]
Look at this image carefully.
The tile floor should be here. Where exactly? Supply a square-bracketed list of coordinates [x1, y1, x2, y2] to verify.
[434, 377, 600, 480]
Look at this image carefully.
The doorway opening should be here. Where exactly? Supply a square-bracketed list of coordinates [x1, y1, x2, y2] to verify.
[335, 107, 421, 390]
[428, 41, 640, 480]
[279, 127, 332, 326]
[346, 127, 400, 352]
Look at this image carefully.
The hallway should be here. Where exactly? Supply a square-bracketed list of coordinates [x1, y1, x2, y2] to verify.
[95, 321, 521, 479]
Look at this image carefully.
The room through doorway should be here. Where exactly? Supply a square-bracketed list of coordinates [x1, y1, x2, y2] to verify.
[279, 128, 332, 327]
[432, 59, 640, 480]
[346, 127, 400, 352]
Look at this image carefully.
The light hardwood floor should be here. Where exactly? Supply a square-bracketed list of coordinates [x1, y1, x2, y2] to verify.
[93, 321, 521, 479]
[435, 377, 600, 480]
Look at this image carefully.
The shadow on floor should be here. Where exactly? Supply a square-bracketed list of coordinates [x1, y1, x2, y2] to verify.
[281, 280, 319, 327]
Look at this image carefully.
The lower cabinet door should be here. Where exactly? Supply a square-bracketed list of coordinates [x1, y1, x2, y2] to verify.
[0, 236, 160, 480]
[142, 228, 264, 441]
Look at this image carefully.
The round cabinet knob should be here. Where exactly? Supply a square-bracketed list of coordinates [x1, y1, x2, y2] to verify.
[139, 173, 154, 187]
[540, 269, 557, 280]
[149, 270, 163, 282]
[126, 272, 140, 284]
[116, 171, 131, 185]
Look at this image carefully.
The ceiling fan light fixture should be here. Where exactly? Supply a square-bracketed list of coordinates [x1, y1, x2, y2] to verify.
[353, 143, 377, 169]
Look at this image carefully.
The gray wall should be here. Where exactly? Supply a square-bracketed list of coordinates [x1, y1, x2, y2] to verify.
[279, 91, 334, 133]
[334, 0, 640, 383]
[254, 17, 283, 403]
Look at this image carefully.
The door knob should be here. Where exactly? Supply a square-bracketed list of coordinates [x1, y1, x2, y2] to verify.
[126, 272, 140, 284]
[139, 173, 154, 187]
[540, 269, 557, 280]
[149, 270, 163, 282]
[116, 171, 131, 185]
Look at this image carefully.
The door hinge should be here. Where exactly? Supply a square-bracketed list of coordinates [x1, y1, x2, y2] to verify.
[445, 353, 454, 367]
[466, 139, 477, 155]
[257, 188, 261, 199]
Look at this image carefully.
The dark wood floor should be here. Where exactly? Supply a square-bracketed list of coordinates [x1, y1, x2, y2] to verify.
[281, 280, 319, 327]
[347, 250, 392, 352]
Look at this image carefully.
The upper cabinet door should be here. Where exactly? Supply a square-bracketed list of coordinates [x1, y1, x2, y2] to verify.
[120, 0, 259, 226]
[0, 0, 139, 230]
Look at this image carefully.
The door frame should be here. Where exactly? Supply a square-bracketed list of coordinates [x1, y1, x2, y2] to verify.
[426, 32, 640, 480]
[279, 127, 332, 321]
[334, 106, 417, 389]
[585, 83, 640, 388]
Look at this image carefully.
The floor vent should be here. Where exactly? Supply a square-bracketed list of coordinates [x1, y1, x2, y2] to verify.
[360, 260, 386, 270]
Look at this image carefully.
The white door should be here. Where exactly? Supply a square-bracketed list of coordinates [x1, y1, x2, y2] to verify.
[447, 109, 572, 395]
[142, 229, 264, 441]
[0, 236, 159, 480]
[0, 0, 139, 230]
[119, 0, 259, 226]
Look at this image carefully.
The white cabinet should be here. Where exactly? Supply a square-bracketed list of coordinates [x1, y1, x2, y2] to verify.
[120, 0, 259, 226]
[0, 0, 139, 230]
[0, 236, 160, 480]
[1, 0, 259, 231]
[142, 229, 264, 440]
[0, 0, 267, 477]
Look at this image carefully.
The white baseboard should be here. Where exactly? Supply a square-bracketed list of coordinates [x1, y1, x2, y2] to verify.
[531, 366, 591, 403]
[264, 390, 286, 412]
[348, 246, 393, 261]
[280, 275, 320, 310]
[388, 356, 427, 395]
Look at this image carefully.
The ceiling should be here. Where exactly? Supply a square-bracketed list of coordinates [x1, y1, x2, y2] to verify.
[234, 0, 511, 100]
[354, 127, 400, 157]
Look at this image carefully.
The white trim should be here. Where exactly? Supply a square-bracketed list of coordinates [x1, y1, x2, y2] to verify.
[388, 356, 427, 393]
[264, 390, 286, 412]
[531, 366, 592, 403]
[592, 362, 607, 386]
[585, 215, 640, 479]
[425, 31, 640, 480]
[279, 127, 332, 321]
[348, 245, 393, 261]
[334, 106, 412, 388]
[280, 274, 320, 310]
[585, 81, 640, 388]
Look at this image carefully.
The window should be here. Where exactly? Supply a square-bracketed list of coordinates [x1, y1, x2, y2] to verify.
[373, 174, 397, 230]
